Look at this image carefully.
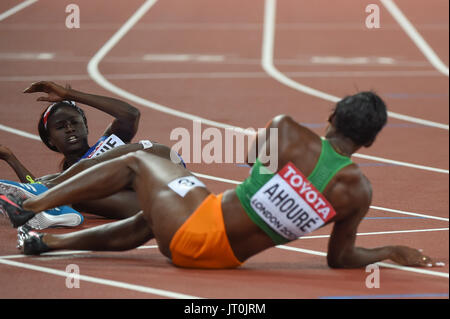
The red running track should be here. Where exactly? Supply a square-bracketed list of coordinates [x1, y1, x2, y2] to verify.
[0, 0, 448, 300]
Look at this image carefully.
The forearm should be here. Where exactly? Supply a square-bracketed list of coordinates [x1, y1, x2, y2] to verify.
[327, 246, 394, 269]
[65, 89, 139, 122]
[2, 154, 35, 182]
[64, 88, 140, 142]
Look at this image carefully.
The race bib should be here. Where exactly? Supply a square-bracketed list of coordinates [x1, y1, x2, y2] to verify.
[168, 176, 206, 197]
[250, 162, 336, 240]
[82, 134, 125, 159]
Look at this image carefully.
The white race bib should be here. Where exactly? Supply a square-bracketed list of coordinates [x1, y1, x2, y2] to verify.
[86, 134, 125, 159]
[168, 176, 206, 197]
[250, 162, 336, 240]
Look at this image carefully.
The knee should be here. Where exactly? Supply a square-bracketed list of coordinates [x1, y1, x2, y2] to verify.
[119, 150, 150, 171]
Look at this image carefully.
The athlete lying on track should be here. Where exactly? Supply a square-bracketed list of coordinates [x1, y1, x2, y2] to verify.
[0, 141, 185, 228]
[0, 91, 442, 268]
[0, 81, 183, 228]
[1, 81, 140, 182]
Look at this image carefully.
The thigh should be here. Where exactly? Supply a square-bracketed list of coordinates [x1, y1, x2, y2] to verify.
[127, 151, 211, 257]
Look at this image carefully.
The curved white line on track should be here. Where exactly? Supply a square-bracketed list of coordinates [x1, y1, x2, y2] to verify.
[0, 0, 447, 224]
[87, 0, 248, 133]
[262, 0, 449, 131]
[380, 0, 449, 77]
[0, 0, 447, 295]
[0, 0, 38, 22]
[84, 0, 449, 174]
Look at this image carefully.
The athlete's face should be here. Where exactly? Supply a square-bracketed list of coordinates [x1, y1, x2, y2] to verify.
[46, 105, 89, 155]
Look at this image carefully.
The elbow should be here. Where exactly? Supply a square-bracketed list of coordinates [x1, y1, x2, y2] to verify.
[326, 251, 353, 269]
[327, 255, 345, 269]
[129, 107, 141, 125]
[131, 107, 140, 120]
[124, 108, 141, 140]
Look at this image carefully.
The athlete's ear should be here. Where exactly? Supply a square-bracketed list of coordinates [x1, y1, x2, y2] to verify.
[328, 112, 336, 125]
[364, 138, 375, 148]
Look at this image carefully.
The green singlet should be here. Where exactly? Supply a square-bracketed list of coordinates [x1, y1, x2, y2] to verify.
[235, 138, 353, 245]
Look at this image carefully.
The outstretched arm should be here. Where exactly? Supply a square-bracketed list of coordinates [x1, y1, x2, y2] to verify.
[327, 210, 439, 268]
[326, 178, 441, 268]
[0, 145, 35, 182]
[24, 81, 140, 143]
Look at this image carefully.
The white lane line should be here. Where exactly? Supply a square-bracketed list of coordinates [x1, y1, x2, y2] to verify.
[275, 245, 449, 278]
[310, 56, 396, 65]
[0, 245, 159, 260]
[0, 124, 41, 140]
[194, 174, 449, 222]
[193, 172, 241, 184]
[142, 54, 225, 62]
[262, 0, 449, 131]
[300, 227, 449, 239]
[2, 122, 447, 176]
[0, 52, 54, 60]
[0, 0, 38, 22]
[370, 206, 449, 222]
[380, 0, 449, 77]
[1, 230, 447, 283]
[0, 70, 444, 82]
[0, 124, 448, 220]
[0, 257, 202, 299]
[352, 153, 448, 174]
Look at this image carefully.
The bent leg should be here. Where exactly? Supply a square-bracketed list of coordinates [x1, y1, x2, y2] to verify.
[42, 211, 153, 252]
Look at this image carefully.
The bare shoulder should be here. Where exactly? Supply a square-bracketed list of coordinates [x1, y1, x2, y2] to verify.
[270, 114, 310, 131]
[269, 114, 319, 141]
[326, 164, 372, 221]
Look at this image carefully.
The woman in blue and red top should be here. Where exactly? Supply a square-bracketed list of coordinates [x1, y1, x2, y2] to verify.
[1, 81, 140, 182]
[0, 81, 142, 223]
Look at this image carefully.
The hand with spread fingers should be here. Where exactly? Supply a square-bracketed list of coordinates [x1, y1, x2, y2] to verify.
[23, 81, 70, 103]
[390, 246, 444, 267]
